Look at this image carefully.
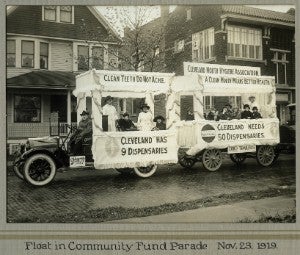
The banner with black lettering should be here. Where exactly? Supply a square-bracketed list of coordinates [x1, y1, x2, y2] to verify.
[185, 118, 280, 155]
[92, 130, 178, 169]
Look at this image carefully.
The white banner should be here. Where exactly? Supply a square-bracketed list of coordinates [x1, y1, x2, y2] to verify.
[97, 70, 174, 92]
[200, 74, 274, 86]
[184, 119, 280, 155]
[74, 70, 175, 96]
[92, 130, 178, 169]
[184, 62, 261, 76]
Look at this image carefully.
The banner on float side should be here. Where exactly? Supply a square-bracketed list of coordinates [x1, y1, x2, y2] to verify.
[92, 130, 178, 169]
[186, 118, 280, 155]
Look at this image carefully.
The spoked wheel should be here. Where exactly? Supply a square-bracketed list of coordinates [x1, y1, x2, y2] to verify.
[133, 165, 157, 178]
[178, 155, 196, 169]
[256, 145, 276, 167]
[202, 149, 222, 171]
[230, 153, 247, 165]
[23, 154, 56, 186]
[13, 161, 25, 180]
[115, 168, 133, 174]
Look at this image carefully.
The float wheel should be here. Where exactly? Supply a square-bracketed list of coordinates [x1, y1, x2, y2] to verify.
[202, 149, 222, 171]
[256, 145, 276, 167]
[229, 153, 247, 165]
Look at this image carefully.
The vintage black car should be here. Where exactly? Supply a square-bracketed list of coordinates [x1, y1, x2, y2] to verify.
[13, 125, 93, 186]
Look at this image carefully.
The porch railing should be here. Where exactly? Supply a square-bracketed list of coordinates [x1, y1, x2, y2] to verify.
[50, 122, 78, 137]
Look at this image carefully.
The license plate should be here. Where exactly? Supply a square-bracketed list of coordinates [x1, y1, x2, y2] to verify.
[70, 156, 86, 168]
[228, 145, 256, 154]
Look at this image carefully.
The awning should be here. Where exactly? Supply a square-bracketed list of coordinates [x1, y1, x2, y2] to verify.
[7, 70, 76, 90]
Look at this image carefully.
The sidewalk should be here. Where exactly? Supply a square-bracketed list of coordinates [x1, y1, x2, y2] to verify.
[107, 195, 295, 223]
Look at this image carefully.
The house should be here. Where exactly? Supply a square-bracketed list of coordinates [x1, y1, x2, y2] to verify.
[6, 5, 121, 148]
[162, 5, 295, 124]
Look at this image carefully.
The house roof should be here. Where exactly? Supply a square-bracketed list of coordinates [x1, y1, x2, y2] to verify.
[7, 71, 75, 90]
[7, 6, 122, 43]
[222, 5, 295, 24]
[87, 7, 121, 42]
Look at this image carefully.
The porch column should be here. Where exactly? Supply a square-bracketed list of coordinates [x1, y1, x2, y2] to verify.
[67, 90, 72, 125]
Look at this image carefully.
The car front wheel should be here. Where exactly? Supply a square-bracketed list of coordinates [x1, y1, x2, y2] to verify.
[23, 153, 57, 186]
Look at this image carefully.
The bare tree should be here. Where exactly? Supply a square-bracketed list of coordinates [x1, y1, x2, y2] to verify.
[79, 6, 166, 72]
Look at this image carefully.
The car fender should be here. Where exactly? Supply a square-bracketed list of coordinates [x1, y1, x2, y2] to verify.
[20, 148, 68, 168]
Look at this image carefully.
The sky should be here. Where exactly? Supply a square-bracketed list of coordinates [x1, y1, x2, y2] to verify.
[97, 5, 294, 37]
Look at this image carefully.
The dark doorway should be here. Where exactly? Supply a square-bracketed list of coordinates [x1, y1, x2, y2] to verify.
[50, 95, 67, 122]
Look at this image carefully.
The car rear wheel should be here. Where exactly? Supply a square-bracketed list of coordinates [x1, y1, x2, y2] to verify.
[23, 154, 57, 186]
[133, 165, 157, 178]
[178, 155, 196, 169]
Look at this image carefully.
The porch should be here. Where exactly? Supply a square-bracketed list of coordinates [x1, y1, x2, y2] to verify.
[7, 70, 77, 141]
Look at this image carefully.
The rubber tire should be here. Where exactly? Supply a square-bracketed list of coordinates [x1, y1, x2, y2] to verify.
[229, 153, 246, 165]
[256, 145, 276, 167]
[115, 168, 133, 174]
[178, 155, 196, 169]
[133, 165, 157, 178]
[202, 149, 222, 172]
[23, 154, 57, 186]
[13, 161, 25, 180]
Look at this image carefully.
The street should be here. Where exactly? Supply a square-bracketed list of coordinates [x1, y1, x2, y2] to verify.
[7, 154, 295, 223]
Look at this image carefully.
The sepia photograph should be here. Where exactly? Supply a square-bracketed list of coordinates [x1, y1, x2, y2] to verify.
[5, 1, 296, 228]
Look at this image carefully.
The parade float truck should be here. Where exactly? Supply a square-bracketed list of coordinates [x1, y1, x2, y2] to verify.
[177, 62, 279, 171]
[13, 63, 280, 186]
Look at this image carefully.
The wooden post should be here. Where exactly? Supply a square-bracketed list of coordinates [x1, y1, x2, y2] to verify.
[67, 90, 71, 126]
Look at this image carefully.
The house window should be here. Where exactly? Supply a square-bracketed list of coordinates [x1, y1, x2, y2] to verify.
[92, 47, 104, 69]
[44, 5, 56, 21]
[78, 45, 89, 71]
[43, 6, 73, 23]
[7, 40, 16, 67]
[180, 95, 194, 120]
[40, 42, 49, 69]
[192, 28, 215, 61]
[14, 95, 41, 123]
[126, 98, 143, 118]
[132, 99, 140, 116]
[174, 39, 185, 53]
[227, 25, 262, 60]
[204, 96, 214, 111]
[21, 41, 34, 68]
[60, 6, 72, 23]
[272, 51, 288, 85]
